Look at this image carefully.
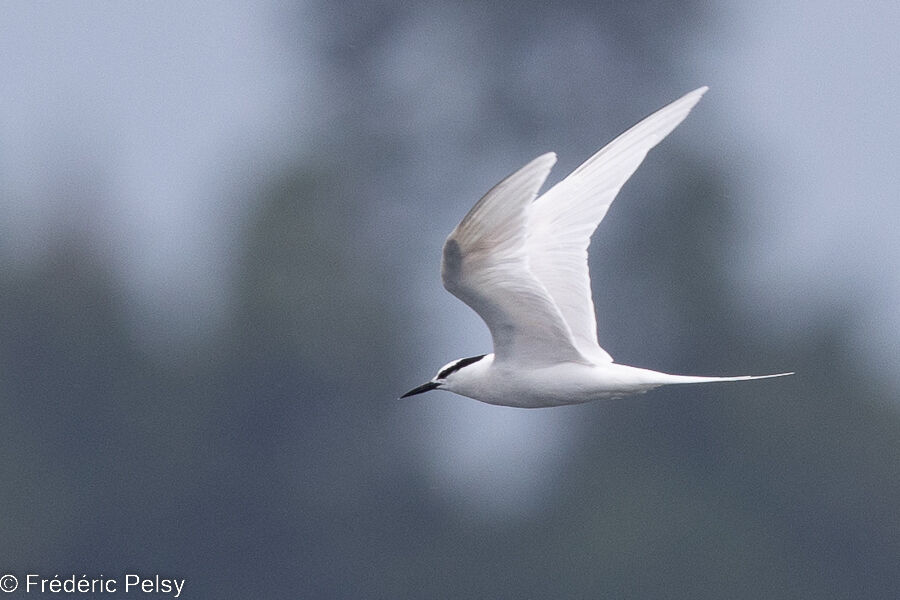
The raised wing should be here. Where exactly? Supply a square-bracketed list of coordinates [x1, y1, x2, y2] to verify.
[527, 87, 708, 362]
[442, 153, 589, 367]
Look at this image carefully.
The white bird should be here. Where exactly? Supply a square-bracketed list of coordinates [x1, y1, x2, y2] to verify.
[402, 87, 792, 407]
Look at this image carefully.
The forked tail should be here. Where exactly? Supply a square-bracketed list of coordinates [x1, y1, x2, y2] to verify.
[664, 372, 794, 385]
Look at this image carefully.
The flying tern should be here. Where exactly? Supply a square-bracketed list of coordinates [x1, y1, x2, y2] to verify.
[402, 87, 792, 407]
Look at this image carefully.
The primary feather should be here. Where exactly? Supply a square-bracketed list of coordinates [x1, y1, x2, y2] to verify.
[529, 86, 708, 362]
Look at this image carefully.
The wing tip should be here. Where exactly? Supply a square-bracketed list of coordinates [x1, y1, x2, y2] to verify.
[676, 86, 709, 112]
[532, 151, 557, 169]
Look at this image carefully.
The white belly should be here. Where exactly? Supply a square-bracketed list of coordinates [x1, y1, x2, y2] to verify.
[456, 360, 672, 408]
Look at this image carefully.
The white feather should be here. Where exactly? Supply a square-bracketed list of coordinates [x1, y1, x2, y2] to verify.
[442, 153, 586, 367]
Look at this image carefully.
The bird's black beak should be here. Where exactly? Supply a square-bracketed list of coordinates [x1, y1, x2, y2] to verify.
[401, 381, 440, 398]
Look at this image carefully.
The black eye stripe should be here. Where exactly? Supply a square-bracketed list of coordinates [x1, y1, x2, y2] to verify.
[438, 354, 486, 379]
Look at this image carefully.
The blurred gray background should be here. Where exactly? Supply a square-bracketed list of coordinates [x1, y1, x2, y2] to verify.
[2, 1, 899, 598]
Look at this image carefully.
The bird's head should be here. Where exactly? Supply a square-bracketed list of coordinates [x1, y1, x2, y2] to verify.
[400, 354, 487, 398]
